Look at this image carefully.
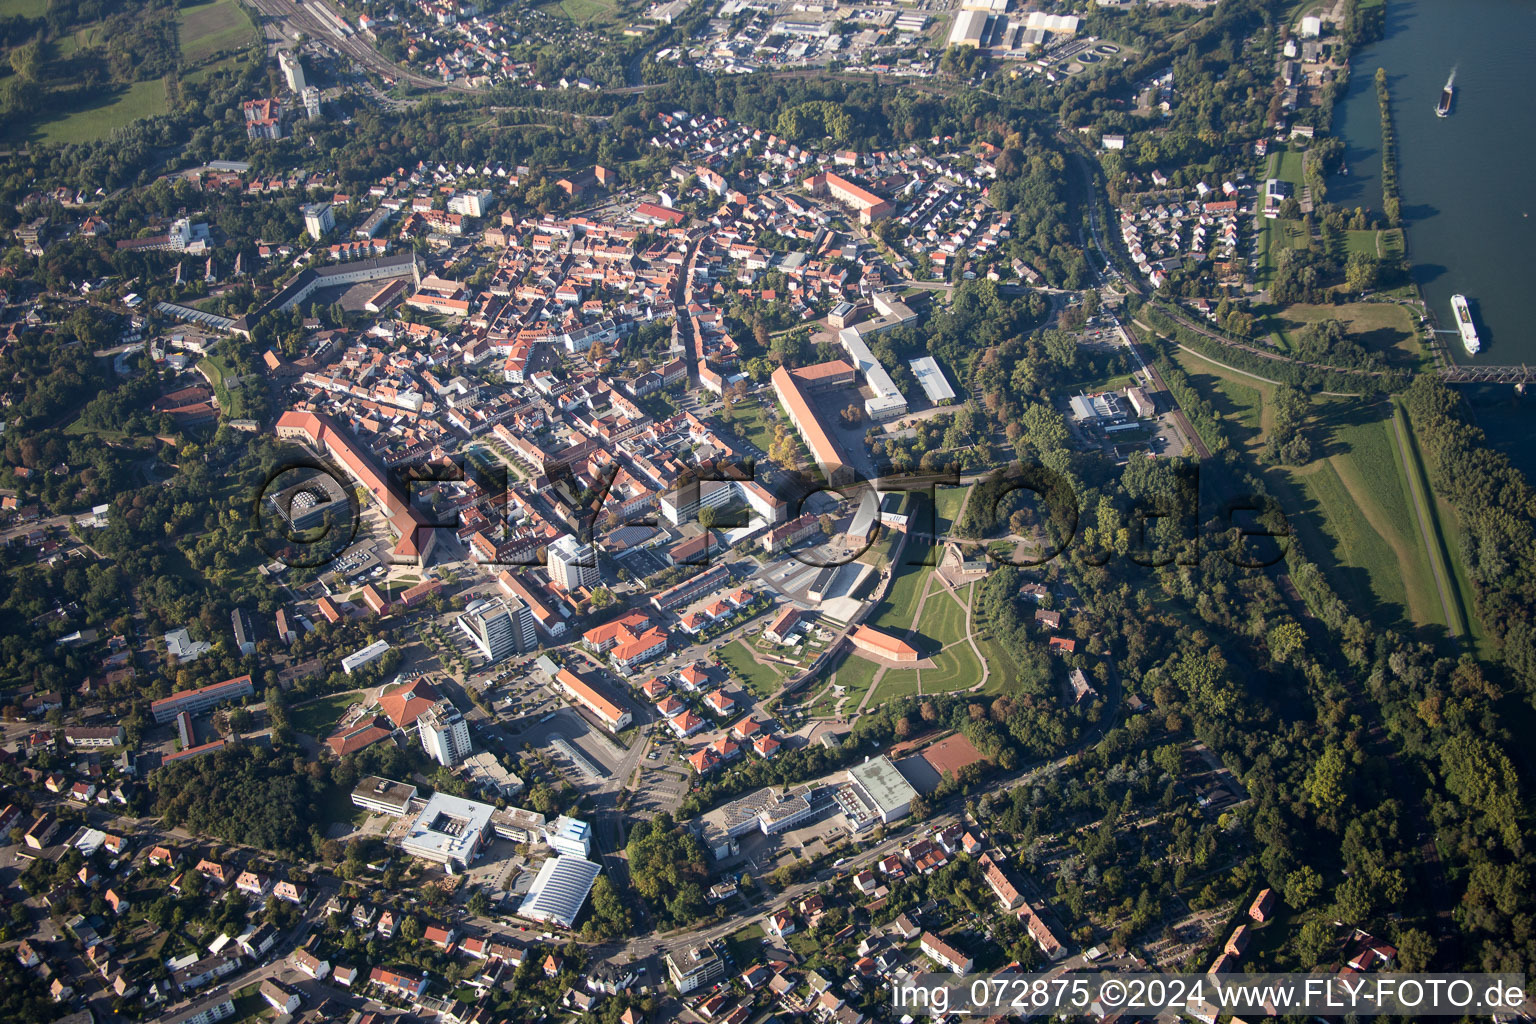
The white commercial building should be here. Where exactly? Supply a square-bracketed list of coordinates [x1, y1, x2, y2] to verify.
[279, 50, 306, 94]
[546, 815, 593, 857]
[341, 639, 390, 675]
[949, 9, 989, 46]
[518, 856, 601, 929]
[457, 595, 534, 661]
[547, 535, 600, 591]
[909, 356, 956, 404]
[351, 776, 418, 816]
[418, 700, 472, 767]
[401, 792, 495, 872]
[837, 755, 918, 830]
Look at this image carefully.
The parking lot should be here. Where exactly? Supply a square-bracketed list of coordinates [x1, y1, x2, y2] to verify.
[615, 544, 671, 580]
[632, 764, 690, 814]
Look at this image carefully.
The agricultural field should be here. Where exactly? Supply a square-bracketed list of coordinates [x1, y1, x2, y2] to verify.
[0, 0, 46, 17]
[177, 0, 258, 66]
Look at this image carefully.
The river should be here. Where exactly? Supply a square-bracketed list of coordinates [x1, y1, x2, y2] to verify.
[1328, 0, 1536, 364]
[1328, 0, 1536, 470]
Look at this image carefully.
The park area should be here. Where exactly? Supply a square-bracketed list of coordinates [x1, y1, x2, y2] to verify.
[1169, 344, 1475, 639]
[290, 690, 365, 737]
[719, 640, 783, 699]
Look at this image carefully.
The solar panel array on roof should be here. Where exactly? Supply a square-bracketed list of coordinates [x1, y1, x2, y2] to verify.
[518, 856, 601, 929]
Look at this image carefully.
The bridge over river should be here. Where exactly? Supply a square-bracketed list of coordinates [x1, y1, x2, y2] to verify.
[1438, 364, 1536, 385]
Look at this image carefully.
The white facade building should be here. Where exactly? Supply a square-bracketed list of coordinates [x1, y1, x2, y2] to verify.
[419, 700, 472, 767]
[548, 535, 600, 591]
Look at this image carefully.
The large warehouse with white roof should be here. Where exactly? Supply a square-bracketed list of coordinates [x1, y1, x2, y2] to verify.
[518, 856, 602, 929]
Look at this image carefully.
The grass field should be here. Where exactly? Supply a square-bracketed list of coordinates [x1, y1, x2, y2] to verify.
[290, 690, 364, 737]
[719, 640, 782, 699]
[1171, 346, 1269, 449]
[916, 591, 968, 649]
[725, 924, 764, 964]
[923, 643, 982, 693]
[1170, 342, 1458, 631]
[871, 562, 929, 631]
[63, 416, 130, 441]
[724, 398, 774, 455]
[933, 485, 967, 539]
[829, 657, 878, 696]
[178, 0, 258, 65]
[0, 0, 46, 17]
[1256, 217, 1310, 294]
[554, 0, 620, 23]
[874, 670, 920, 702]
[832, 651, 879, 700]
[8, 78, 170, 145]
[1267, 301, 1421, 365]
[1395, 400, 1481, 644]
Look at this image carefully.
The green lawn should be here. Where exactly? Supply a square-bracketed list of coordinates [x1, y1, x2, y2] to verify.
[1170, 346, 1269, 450]
[1394, 400, 1480, 644]
[178, 0, 259, 65]
[1169, 342, 1452, 631]
[923, 643, 982, 693]
[1266, 301, 1422, 366]
[916, 591, 968, 649]
[556, 0, 621, 22]
[1269, 399, 1450, 629]
[0, 0, 47, 17]
[8, 78, 170, 146]
[63, 416, 130, 441]
[871, 562, 929, 632]
[831, 651, 880, 706]
[805, 684, 841, 717]
[1256, 216, 1310, 294]
[724, 398, 775, 455]
[719, 640, 782, 699]
[873, 670, 920, 702]
[725, 924, 764, 964]
[933, 484, 968, 540]
[290, 690, 364, 736]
